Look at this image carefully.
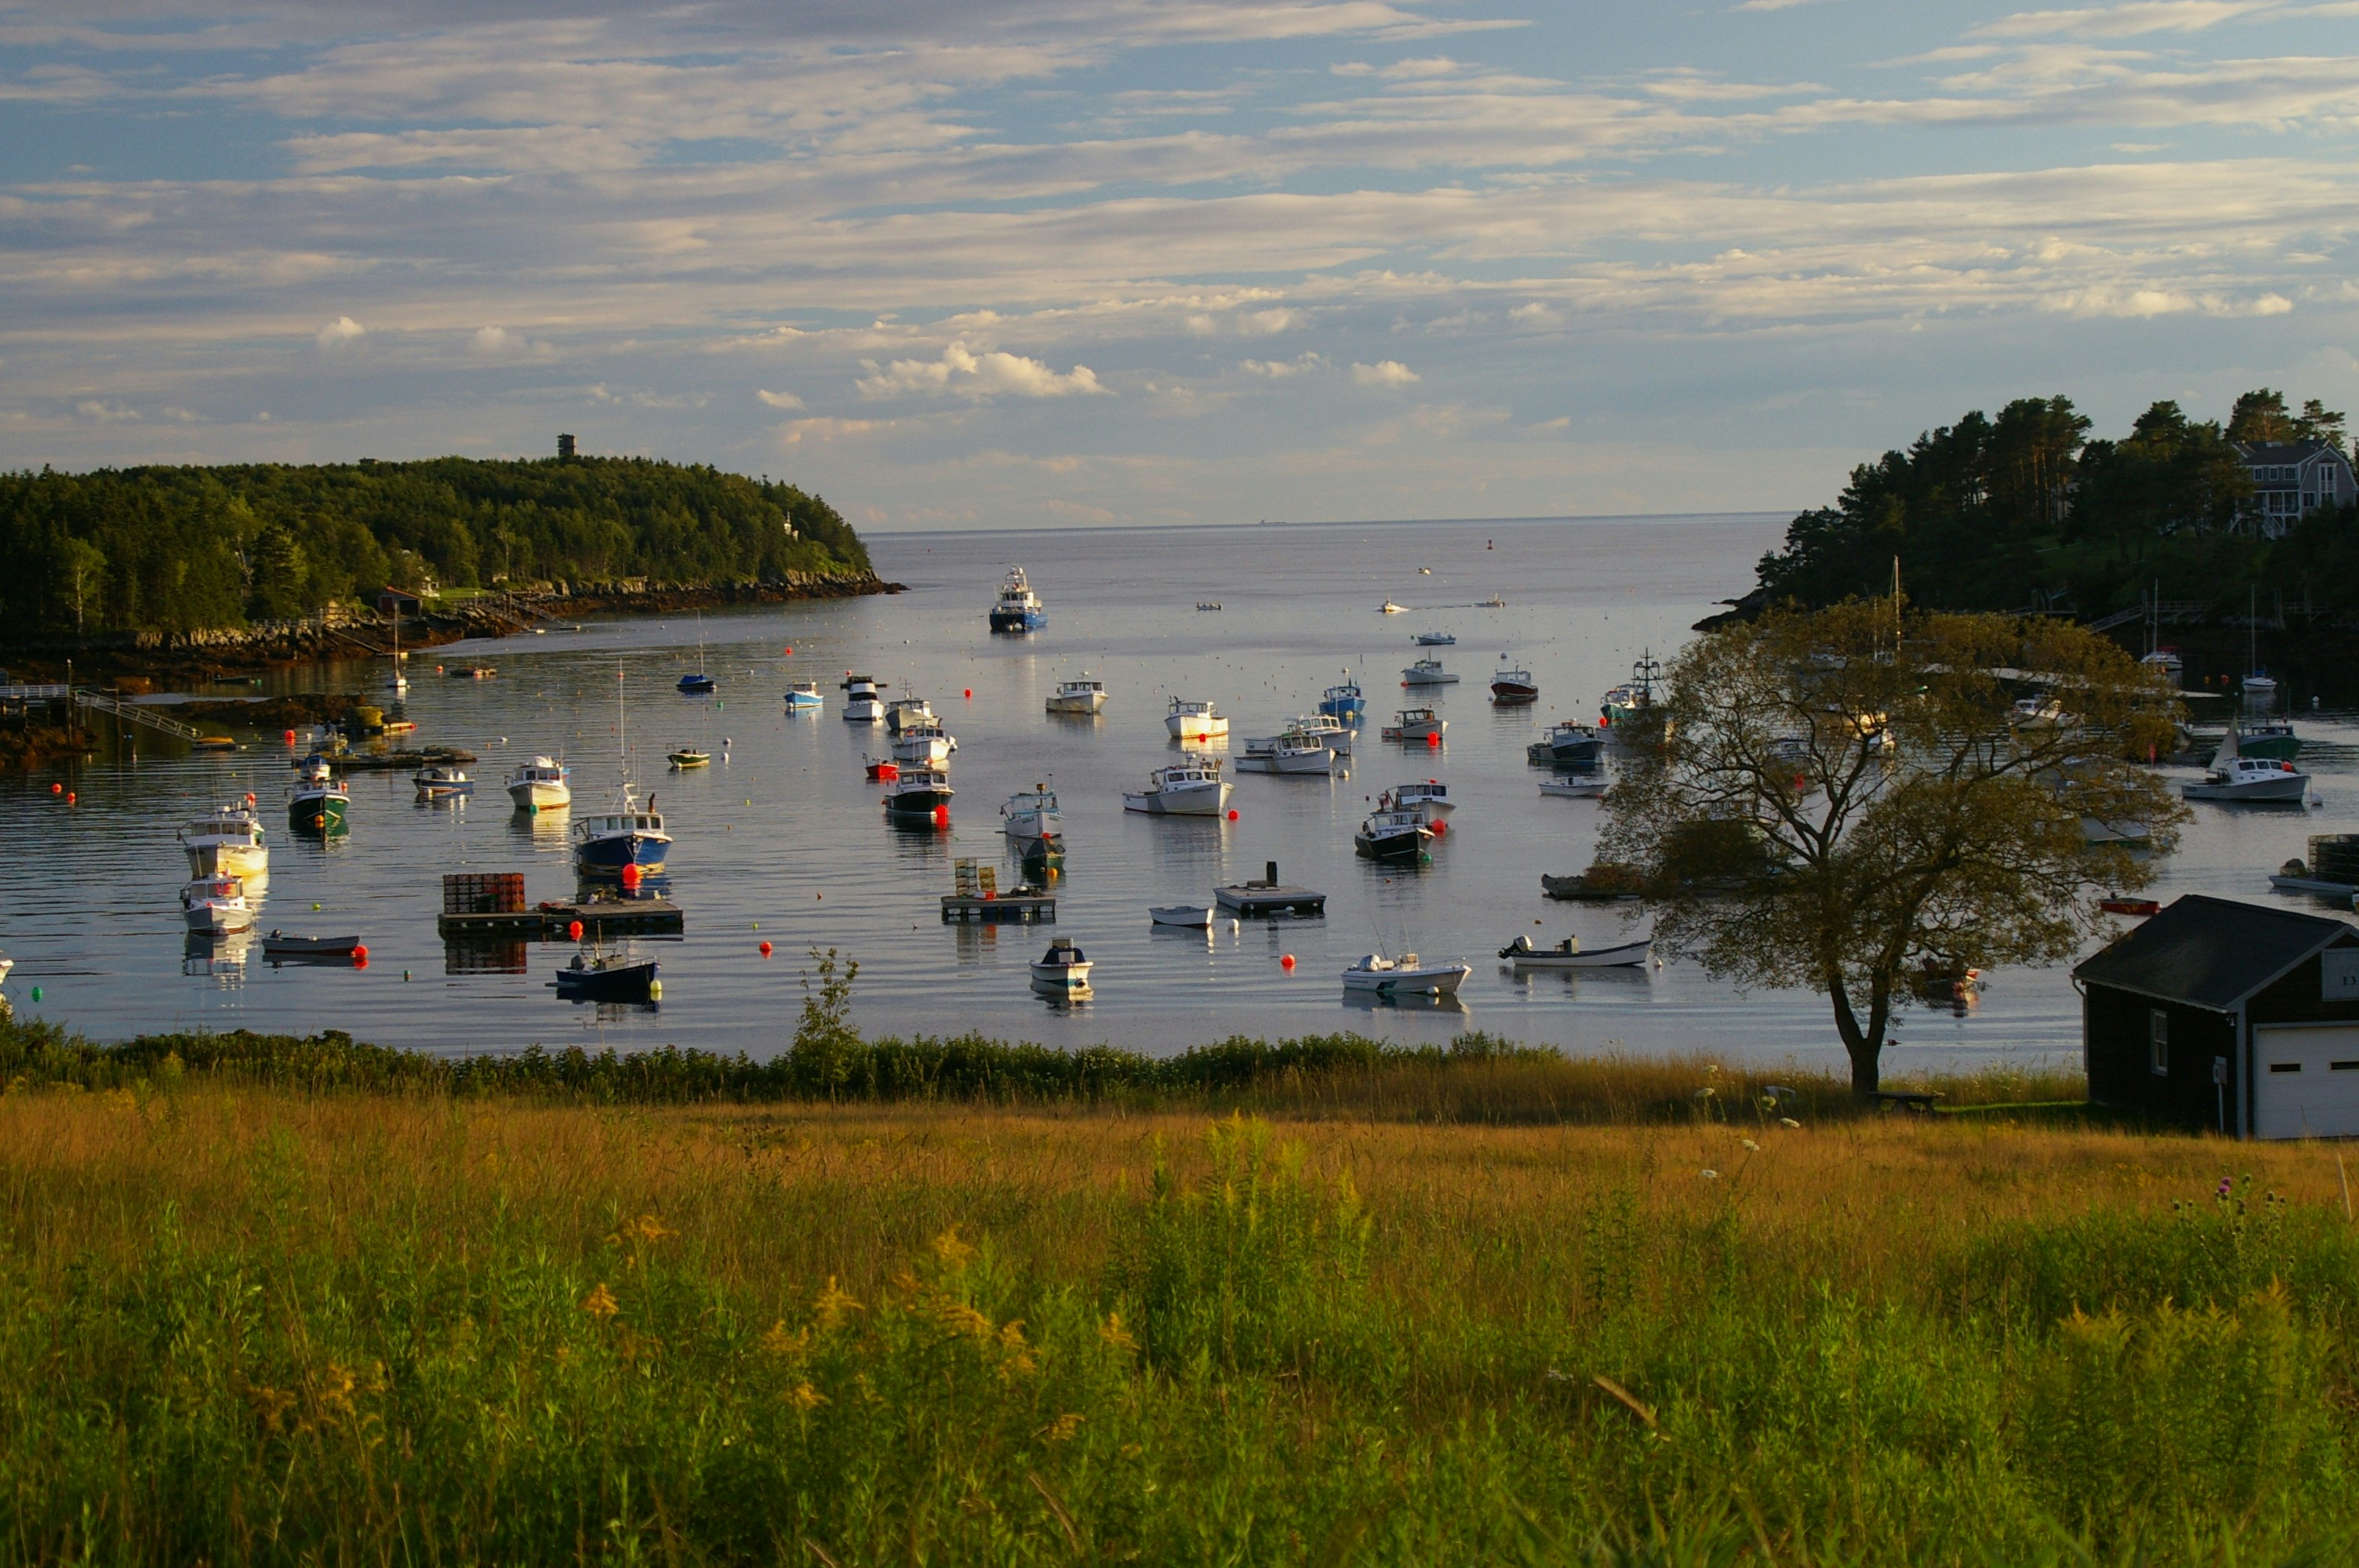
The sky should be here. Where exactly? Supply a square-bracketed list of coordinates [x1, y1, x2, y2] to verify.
[4, 1, 2357, 531]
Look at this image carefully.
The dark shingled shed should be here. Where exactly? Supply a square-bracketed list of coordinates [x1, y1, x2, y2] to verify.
[2074, 895, 2359, 1138]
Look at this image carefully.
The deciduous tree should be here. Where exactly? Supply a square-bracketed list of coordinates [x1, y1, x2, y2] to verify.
[1601, 601, 2186, 1094]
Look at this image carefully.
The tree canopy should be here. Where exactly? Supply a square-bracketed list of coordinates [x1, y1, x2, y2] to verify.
[1600, 601, 2186, 1094]
[0, 456, 871, 642]
[1750, 389, 2356, 622]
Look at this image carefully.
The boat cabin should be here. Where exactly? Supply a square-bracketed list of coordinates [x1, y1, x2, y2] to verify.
[583, 811, 664, 835]
[2075, 895, 2359, 1138]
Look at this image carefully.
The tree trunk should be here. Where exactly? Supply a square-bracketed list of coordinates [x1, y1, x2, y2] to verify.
[1826, 970, 1890, 1097]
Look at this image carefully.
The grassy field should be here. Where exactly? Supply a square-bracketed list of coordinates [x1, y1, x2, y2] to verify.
[2, 1019, 2357, 1564]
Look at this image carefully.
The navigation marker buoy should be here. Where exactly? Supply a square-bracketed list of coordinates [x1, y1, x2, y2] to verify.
[759, 942, 772, 956]
[568, 920, 584, 940]
[1280, 955, 1295, 970]
[1227, 808, 1239, 821]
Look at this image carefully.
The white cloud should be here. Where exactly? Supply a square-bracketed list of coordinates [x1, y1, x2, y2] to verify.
[75, 399, 139, 422]
[1974, 2, 2273, 38]
[756, 388, 807, 409]
[780, 416, 888, 445]
[470, 325, 522, 357]
[1510, 302, 1565, 327]
[1240, 353, 1328, 377]
[1352, 359, 1422, 387]
[316, 315, 365, 350]
[856, 342, 1111, 401]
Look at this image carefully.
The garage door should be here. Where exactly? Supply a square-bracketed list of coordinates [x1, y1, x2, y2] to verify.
[2253, 1025, 2359, 1139]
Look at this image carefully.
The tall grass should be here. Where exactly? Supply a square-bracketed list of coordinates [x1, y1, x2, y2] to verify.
[0, 1011, 2086, 1123]
[0, 1076, 2355, 1563]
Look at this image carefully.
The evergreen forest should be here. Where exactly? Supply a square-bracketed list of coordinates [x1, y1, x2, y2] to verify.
[1754, 388, 2358, 619]
[0, 456, 871, 643]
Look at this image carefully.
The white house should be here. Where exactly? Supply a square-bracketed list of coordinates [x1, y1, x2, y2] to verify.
[2235, 440, 2357, 536]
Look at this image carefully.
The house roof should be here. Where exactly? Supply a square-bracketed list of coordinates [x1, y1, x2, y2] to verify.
[2074, 895, 2359, 1011]
[2236, 440, 2347, 466]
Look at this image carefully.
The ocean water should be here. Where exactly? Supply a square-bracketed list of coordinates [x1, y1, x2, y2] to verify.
[9, 512, 2355, 1076]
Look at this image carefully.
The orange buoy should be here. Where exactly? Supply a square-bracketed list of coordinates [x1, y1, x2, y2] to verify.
[964, 688, 972, 699]
[284, 728, 296, 742]
[783, 646, 794, 655]
[50, 782, 61, 794]
[933, 804, 950, 826]
[1426, 731, 1440, 748]
[351, 944, 369, 963]
[1226, 808, 1239, 821]
[568, 920, 584, 939]
[67, 792, 75, 804]
[759, 941, 773, 956]
[620, 862, 642, 889]
[1280, 954, 1296, 970]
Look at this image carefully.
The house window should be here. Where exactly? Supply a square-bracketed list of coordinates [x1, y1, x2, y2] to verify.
[2150, 1010, 2168, 1076]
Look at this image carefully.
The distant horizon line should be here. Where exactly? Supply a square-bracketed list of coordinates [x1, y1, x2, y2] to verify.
[868, 508, 1797, 539]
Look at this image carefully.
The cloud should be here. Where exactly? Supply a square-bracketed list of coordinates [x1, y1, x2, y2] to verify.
[856, 342, 1111, 401]
[1510, 302, 1565, 327]
[75, 399, 139, 422]
[756, 388, 807, 409]
[1240, 353, 1328, 376]
[1352, 359, 1422, 387]
[1973, 2, 2273, 38]
[316, 315, 365, 350]
[780, 416, 888, 445]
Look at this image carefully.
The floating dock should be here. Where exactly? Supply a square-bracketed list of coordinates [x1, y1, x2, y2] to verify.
[1215, 861, 1327, 918]
[940, 891, 1056, 923]
[437, 898, 685, 938]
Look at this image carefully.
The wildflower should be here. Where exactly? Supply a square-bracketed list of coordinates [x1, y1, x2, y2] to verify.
[580, 1283, 620, 1320]
[759, 1319, 809, 1359]
[932, 1226, 976, 1267]
[787, 1381, 827, 1411]
[1779, 1117, 1801, 1129]
[1700, 1168, 1720, 1180]
[813, 1277, 864, 1332]
[628, 1214, 675, 1244]
[1038, 1412, 1085, 1443]
[1100, 1312, 1140, 1352]
[1695, 1086, 1716, 1100]
[1740, 1138, 1760, 1152]
[2217, 1178, 2233, 1200]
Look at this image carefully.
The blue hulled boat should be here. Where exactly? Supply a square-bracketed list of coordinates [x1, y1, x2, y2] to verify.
[989, 567, 1046, 632]
[1318, 674, 1366, 724]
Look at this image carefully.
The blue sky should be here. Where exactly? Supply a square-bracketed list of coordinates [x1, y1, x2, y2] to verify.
[4, 0, 2357, 529]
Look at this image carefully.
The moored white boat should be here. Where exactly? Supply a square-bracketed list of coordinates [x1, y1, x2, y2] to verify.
[181, 873, 256, 934]
[1412, 630, 1456, 646]
[784, 680, 826, 713]
[1124, 755, 1231, 815]
[1165, 698, 1228, 741]
[1498, 933, 1652, 969]
[1379, 600, 1407, 614]
[1048, 674, 1107, 714]
[180, 804, 269, 880]
[1001, 785, 1064, 841]
[1402, 658, 1459, 686]
[413, 764, 474, 800]
[1539, 775, 1608, 799]
[891, 723, 955, 766]
[1235, 731, 1332, 775]
[1380, 708, 1445, 742]
[882, 766, 954, 818]
[1342, 952, 1469, 996]
[2181, 728, 2308, 802]
[841, 674, 886, 723]
[990, 566, 1048, 632]
[1490, 664, 1537, 703]
[885, 697, 937, 736]
[1381, 780, 1453, 822]
[506, 757, 571, 812]
[1148, 905, 1214, 927]
[1030, 937, 1092, 993]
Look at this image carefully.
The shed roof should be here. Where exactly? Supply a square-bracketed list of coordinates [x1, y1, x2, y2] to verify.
[2074, 895, 2358, 1011]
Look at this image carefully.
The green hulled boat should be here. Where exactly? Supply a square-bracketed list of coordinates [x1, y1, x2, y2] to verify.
[2233, 720, 2299, 763]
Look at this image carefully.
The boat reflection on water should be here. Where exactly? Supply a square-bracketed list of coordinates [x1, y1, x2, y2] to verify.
[1341, 987, 1467, 1014]
[182, 928, 255, 982]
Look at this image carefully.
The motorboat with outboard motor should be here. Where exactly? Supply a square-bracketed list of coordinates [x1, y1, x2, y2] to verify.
[667, 748, 711, 770]
[1498, 933, 1652, 969]
[1030, 937, 1093, 994]
[1148, 905, 1214, 927]
[1412, 630, 1456, 646]
[180, 803, 268, 880]
[784, 680, 826, 713]
[506, 757, 571, 812]
[1124, 755, 1231, 815]
[414, 764, 474, 800]
[1539, 775, 1608, 798]
[1342, 951, 1469, 996]
[551, 949, 661, 1003]
[1402, 658, 1458, 686]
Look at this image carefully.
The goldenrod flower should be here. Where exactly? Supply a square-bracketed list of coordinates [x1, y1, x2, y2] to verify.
[581, 1283, 620, 1319]
[814, 1277, 864, 1331]
[1099, 1312, 1140, 1352]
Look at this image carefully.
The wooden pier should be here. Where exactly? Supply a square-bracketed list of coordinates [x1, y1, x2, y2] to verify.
[438, 898, 685, 938]
[940, 891, 1056, 924]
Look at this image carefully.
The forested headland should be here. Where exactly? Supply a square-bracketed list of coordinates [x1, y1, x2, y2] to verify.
[1747, 387, 2357, 624]
[0, 456, 875, 648]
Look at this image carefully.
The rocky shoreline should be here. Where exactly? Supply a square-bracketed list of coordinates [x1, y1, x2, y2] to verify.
[0, 572, 903, 687]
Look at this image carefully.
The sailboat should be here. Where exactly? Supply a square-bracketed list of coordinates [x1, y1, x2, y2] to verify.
[2241, 586, 2277, 702]
[575, 664, 673, 874]
[388, 606, 408, 694]
[678, 612, 716, 695]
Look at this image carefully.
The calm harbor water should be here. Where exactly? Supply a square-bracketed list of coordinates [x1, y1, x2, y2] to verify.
[10, 513, 2358, 1075]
